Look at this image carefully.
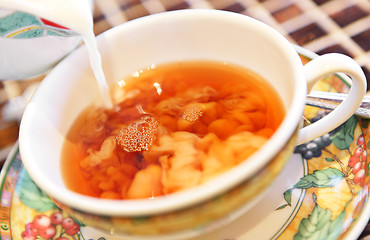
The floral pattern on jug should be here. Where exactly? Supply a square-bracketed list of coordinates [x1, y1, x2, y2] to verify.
[0, 9, 73, 38]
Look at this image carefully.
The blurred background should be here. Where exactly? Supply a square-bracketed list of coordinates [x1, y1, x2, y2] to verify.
[92, 0, 370, 79]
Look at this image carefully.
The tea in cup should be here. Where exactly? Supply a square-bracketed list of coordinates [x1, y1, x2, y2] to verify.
[19, 9, 366, 238]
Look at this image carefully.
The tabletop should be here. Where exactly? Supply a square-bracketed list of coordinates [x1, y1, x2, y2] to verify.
[0, 0, 370, 239]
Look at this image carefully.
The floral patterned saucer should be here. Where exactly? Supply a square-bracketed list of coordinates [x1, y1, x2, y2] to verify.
[1, 47, 370, 240]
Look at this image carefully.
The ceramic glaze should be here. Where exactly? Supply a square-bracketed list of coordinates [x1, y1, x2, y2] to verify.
[3, 65, 370, 239]
[18, 10, 367, 237]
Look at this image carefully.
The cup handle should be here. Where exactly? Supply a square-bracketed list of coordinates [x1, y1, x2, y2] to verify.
[297, 53, 367, 145]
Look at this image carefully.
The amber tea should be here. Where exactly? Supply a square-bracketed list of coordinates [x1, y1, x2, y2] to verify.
[61, 60, 285, 200]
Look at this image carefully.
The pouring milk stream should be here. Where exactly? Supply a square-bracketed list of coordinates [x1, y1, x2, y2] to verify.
[0, 0, 113, 108]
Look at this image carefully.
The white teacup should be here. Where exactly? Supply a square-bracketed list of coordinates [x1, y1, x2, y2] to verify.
[19, 9, 366, 239]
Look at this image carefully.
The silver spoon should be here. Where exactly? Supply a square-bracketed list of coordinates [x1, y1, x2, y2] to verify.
[306, 91, 370, 118]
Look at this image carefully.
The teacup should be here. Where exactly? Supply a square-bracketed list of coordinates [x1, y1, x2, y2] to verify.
[19, 9, 366, 239]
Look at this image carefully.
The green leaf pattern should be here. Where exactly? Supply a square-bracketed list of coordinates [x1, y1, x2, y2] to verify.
[295, 168, 344, 189]
[294, 194, 345, 240]
[331, 116, 357, 150]
[281, 168, 345, 206]
[15, 168, 58, 212]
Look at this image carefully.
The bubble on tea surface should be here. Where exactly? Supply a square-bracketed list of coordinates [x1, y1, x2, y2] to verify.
[116, 114, 159, 152]
[182, 104, 203, 122]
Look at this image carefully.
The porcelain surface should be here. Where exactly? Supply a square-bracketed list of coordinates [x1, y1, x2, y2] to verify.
[2, 49, 370, 240]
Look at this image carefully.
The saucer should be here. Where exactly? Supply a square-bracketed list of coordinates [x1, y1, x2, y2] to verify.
[1, 47, 370, 240]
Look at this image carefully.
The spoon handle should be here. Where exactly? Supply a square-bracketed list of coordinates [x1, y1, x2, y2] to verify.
[306, 91, 370, 119]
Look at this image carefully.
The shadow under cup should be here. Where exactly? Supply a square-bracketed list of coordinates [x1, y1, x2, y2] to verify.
[19, 10, 306, 237]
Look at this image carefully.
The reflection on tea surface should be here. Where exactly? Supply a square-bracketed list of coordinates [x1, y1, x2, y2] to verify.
[61, 60, 286, 200]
